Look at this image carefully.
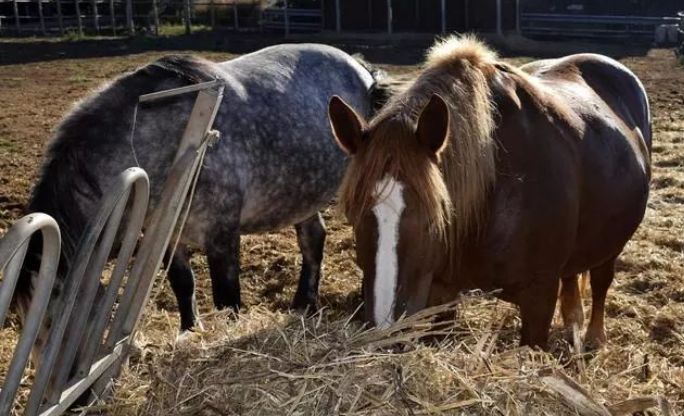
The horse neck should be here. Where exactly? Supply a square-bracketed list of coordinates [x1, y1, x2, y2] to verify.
[430, 66, 497, 250]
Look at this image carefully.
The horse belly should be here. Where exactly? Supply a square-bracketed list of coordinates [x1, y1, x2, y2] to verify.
[562, 138, 650, 274]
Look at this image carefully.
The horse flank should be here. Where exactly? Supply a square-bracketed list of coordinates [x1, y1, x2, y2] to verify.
[339, 35, 498, 247]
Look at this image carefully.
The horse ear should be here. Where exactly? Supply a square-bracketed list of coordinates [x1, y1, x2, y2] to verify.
[328, 96, 366, 155]
[416, 94, 449, 157]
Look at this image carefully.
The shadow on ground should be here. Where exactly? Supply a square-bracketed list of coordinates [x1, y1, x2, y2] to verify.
[0, 31, 654, 67]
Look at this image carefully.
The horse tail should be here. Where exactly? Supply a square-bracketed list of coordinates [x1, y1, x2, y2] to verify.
[12, 55, 218, 345]
[351, 53, 394, 115]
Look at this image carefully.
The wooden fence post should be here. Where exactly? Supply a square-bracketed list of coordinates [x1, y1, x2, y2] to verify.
[91, 0, 99, 33]
[126, 0, 133, 34]
[283, 0, 289, 36]
[440, 0, 446, 33]
[38, 0, 46, 35]
[209, 0, 215, 29]
[233, 0, 239, 30]
[109, 0, 115, 35]
[12, 0, 20, 33]
[152, 0, 159, 35]
[56, 0, 64, 35]
[496, 0, 502, 36]
[184, 0, 191, 34]
[335, 0, 340, 32]
[74, 0, 83, 37]
[386, 0, 392, 34]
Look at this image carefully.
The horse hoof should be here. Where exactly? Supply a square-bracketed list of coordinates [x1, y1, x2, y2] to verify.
[583, 330, 607, 351]
[175, 329, 199, 344]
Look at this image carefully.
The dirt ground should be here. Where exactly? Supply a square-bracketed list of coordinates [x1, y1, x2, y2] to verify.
[0, 33, 683, 414]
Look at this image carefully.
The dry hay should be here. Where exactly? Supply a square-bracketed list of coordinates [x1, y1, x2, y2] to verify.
[101, 291, 680, 416]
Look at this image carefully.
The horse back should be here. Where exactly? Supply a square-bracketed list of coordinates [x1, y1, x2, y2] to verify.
[522, 54, 651, 154]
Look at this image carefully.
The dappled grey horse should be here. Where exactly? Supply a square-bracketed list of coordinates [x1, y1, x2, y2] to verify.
[17, 44, 386, 331]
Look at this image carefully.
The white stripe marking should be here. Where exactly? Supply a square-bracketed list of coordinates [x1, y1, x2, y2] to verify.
[371, 176, 406, 328]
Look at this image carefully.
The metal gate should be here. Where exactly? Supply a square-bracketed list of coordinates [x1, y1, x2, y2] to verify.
[0, 80, 224, 415]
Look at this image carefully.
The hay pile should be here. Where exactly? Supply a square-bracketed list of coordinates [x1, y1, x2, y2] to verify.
[106, 291, 680, 416]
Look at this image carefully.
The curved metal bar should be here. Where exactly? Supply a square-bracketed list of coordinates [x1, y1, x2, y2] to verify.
[104, 149, 197, 350]
[0, 214, 61, 416]
[75, 169, 149, 378]
[48, 178, 131, 400]
[25, 168, 148, 413]
[0, 241, 28, 328]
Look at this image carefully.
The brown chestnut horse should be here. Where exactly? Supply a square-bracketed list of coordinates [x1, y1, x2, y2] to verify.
[328, 36, 651, 349]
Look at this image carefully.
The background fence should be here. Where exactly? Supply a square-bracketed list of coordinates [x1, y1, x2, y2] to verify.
[520, 13, 682, 42]
[0, 0, 273, 36]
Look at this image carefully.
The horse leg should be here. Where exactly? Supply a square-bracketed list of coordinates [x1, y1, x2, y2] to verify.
[585, 257, 616, 348]
[206, 224, 241, 312]
[166, 246, 198, 331]
[560, 273, 585, 331]
[291, 212, 326, 312]
[518, 276, 560, 349]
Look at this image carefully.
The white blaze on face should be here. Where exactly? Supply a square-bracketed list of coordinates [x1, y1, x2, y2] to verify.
[371, 176, 406, 328]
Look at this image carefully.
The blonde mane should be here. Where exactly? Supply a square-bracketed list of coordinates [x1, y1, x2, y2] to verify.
[339, 35, 498, 250]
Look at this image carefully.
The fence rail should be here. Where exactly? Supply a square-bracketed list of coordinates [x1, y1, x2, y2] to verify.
[0, 80, 224, 415]
[521, 13, 682, 41]
[261, 6, 321, 34]
[0, 0, 316, 36]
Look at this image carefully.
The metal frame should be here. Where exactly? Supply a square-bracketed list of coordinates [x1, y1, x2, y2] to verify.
[0, 214, 61, 415]
[0, 80, 224, 415]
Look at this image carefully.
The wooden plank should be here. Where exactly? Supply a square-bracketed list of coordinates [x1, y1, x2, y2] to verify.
[496, 0, 502, 36]
[540, 371, 611, 416]
[233, 0, 238, 30]
[125, 0, 133, 34]
[440, 0, 445, 33]
[91, 0, 99, 33]
[209, 0, 215, 29]
[152, 0, 159, 35]
[108, 0, 115, 35]
[74, 0, 83, 36]
[13, 0, 20, 32]
[284, 0, 289, 36]
[184, 0, 191, 34]
[37, 0, 46, 35]
[607, 397, 659, 416]
[335, 0, 340, 32]
[56, 0, 64, 35]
